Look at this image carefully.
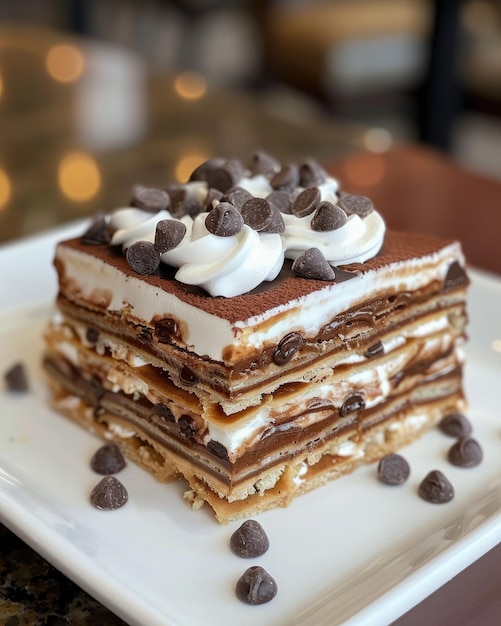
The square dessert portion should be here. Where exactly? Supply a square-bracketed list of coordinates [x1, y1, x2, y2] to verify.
[43, 152, 469, 523]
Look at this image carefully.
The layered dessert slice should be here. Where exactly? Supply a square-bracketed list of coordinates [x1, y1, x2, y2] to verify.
[43, 153, 469, 522]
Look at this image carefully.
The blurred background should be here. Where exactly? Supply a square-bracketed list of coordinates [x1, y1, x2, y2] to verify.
[1, 0, 501, 242]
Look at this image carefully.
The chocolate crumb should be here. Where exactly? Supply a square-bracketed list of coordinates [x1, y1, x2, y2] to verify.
[448, 437, 483, 468]
[235, 566, 277, 605]
[90, 443, 126, 475]
[4, 362, 29, 392]
[90, 476, 128, 510]
[126, 241, 161, 275]
[439, 413, 472, 438]
[180, 365, 198, 385]
[230, 520, 270, 558]
[292, 248, 335, 281]
[85, 327, 99, 344]
[418, 470, 454, 503]
[377, 454, 410, 485]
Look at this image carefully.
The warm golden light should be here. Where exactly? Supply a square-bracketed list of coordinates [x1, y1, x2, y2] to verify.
[174, 152, 209, 183]
[173, 72, 208, 100]
[343, 154, 386, 188]
[0, 168, 12, 211]
[364, 128, 392, 153]
[46, 44, 85, 83]
[0, 73, 3, 100]
[492, 339, 501, 354]
[58, 152, 101, 202]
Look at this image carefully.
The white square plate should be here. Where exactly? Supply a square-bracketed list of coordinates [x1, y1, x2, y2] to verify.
[1, 224, 500, 626]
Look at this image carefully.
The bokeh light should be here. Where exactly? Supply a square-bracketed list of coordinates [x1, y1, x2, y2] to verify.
[173, 72, 208, 100]
[46, 44, 85, 83]
[174, 152, 209, 183]
[0, 168, 12, 211]
[58, 152, 101, 202]
[364, 128, 392, 153]
[343, 153, 386, 188]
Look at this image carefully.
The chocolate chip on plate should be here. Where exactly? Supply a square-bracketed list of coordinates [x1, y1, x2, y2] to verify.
[439, 413, 472, 438]
[230, 520, 270, 558]
[126, 241, 161, 275]
[81, 214, 110, 245]
[292, 187, 321, 218]
[4, 362, 29, 392]
[311, 201, 347, 231]
[205, 202, 244, 237]
[377, 453, 410, 485]
[90, 476, 128, 510]
[299, 158, 328, 187]
[292, 248, 335, 281]
[235, 566, 278, 605]
[131, 185, 170, 212]
[418, 470, 454, 503]
[448, 437, 483, 468]
[154, 219, 186, 253]
[338, 193, 374, 217]
[90, 443, 127, 475]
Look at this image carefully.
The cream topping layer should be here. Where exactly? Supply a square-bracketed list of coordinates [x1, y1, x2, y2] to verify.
[56, 240, 465, 362]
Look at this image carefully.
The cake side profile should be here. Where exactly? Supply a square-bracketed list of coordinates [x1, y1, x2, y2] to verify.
[42, 153, 469, 522]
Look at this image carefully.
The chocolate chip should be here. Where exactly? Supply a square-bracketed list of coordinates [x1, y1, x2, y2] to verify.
[86, 327, 99, 344]
[205, 202, 244, 237]
[222, 186, 253, 210]
[439, 413, 472, 438]
[189, 158, 226, 182]
[180, 365, 198, 385]
[206, 159, 244, 193]
[4, 362, 29, 392]
[273, 332, 303, 366]
[339, 394, 365, 417]
[131, 185, 170, 212]
[338, 193, 374, 218]
[261, 206, 285, 234]
[235, 566, 277, 605]
[377, 454, 410, 485]
[126, 241, 161, 275]
[178, 415, 195, 438]
[168, 187, 202, 218]
[204, 187, 224, 211]
[266, 190, 293, 214]
[311, 201, 347, 231]
[230, 520, 270, 558]
[365, 341, 384, 358]
[154, 219, 186, 253]
[154, 402, 175, 421]
[90, 476, 128, 510]
[292, 248, 335, 280]
[418, 470, 454, 503]
[443, 261, 469, 291]
[249, 150, 280, 176]
[292, 187, 321, 218]
[299, 158, 328, 187]
[81, 214, 110, 245]
[90, 443, 126, 475]
[155, 318, 179, 343]
[207, 440, 229, 461]
[240, 198, 274, 232]
[270, 164, 299, 190]
[448, 437, 483, 468]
